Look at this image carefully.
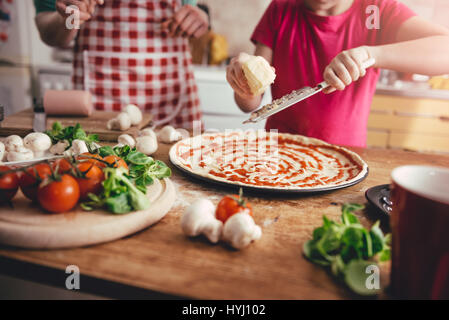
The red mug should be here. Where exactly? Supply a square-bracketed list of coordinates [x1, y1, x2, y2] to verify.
[390, 165, 449, 299]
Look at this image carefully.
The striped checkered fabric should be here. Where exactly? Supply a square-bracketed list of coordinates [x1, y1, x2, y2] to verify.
[72, 0, 202, 129]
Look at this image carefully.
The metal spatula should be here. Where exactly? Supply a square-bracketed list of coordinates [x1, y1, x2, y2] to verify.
[243, 58, 376, 124]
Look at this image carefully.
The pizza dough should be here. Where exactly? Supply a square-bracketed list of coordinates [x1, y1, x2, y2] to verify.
[242, 56, 276, 95]
[169, 131, 368, 190]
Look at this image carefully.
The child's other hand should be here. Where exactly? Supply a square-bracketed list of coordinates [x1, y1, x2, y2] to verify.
[226, 53, 256, 99]
[323, 46, 374, 94]
[162, 5, 209, 38]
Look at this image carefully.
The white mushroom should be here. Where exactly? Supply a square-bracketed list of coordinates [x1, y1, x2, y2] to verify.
[157, 125, 182, 143]
[23, 132, 52, 158]
[70, 139, 89, 155]
[136, 135, 158, 155]
[4, 135, 24, 152]
[176, 128, 190, 140]
[117, 134, 136, 148]
[0, 141, 5, 162]
[107, 112, 132, 131]
[139, 128, 157, 140]
[181, 199, 223, 243]
[6, 147, 34, 162]
[49, 140, 69, 155]
[222, 212, 262, 250]
[124, 104, 143, 126]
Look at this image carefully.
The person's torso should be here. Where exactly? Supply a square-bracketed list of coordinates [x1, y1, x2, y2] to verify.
[72, 0, 201, 129]
[267, 0, 381, 147]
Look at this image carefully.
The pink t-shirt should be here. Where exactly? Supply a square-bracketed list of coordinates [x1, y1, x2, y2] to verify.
[251, 0, 415, 147]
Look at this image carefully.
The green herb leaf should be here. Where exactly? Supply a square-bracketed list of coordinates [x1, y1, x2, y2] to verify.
[344, 260, 381, 296]
[105, 193, 132, 214]
[98, 146, 116, 157]
[303, 203, 391, 296]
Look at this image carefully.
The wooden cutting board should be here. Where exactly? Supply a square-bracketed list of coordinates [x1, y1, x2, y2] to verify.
[0, 109, 153, 141]
[0, 178, 175, 249]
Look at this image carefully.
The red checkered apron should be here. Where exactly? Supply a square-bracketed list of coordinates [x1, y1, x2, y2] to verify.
[72, 0, 202, 129]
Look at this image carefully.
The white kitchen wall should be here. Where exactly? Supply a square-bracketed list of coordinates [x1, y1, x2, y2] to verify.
[400, 0, 449, 28]
[198, 0, 271, 56]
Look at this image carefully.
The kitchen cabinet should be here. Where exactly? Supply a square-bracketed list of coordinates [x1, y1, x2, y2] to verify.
[368, 94, 449, 153]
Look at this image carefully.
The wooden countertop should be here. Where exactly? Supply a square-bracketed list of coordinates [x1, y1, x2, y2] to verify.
[0, 144, 448, 299]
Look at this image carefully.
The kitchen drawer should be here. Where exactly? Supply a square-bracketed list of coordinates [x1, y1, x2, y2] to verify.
[372, 94, 449, 117]
[368, 111, 449, 135]
[390, 132, 449, 153]
[367, 94, 449, 153]
[367, 129, 389, 148]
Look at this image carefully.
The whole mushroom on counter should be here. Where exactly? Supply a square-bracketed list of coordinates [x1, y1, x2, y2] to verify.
[23, 132, 52, 158]
[181, 190, 262, 250]
[3, 135, 35, 162]
[4, 135, 24, 152]
[136, 135, 158, 155]
[68, 139, 89, 156]
[222, 213, 262, 250]
[49, 140, 69, 155]
[7, 147, 34, 162]
[181, 199, 223, 243]
[157, 125, 183, 144]
[107, 104, 143, 131]
[107, 112, 132, 131]
[117, 134, 136, 148]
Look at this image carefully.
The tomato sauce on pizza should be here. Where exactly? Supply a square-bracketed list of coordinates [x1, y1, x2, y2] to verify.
[170, 131, 368, 190]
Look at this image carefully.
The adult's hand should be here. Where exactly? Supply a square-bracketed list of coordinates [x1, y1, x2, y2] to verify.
[55, 0, 104, 26]
[162, 5, 209, 38]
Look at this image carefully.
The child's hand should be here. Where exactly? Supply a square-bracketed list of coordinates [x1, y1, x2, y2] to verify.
[226, 53, 255, 99]
[323, 46, 374, 94]
[162, 5, 209, 38]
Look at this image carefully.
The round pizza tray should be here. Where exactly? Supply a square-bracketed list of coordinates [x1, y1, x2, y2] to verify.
[169, 131, 369, 194]
[171, 161, 369, 194]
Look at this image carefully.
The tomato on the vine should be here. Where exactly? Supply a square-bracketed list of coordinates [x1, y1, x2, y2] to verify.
[37, 174, 80, 213]
[77, 153, 104, 167]
[103, 155, 128, 170]
[19, 163, 52, 201]
[76, 161, 105, 200]
[215, 188, 253, 223]
[0, 166, 19, 203]
[52, 158, 73, 174]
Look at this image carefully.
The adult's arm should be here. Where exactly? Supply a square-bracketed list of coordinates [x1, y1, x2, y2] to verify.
[35, 0, 103, 48]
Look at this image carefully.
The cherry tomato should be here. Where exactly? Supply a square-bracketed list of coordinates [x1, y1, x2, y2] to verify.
[77, 153, 104, 167]
[103, 155, 128, 170]
[19, 163, 52, 201]
[37, 174, 80, 213]
[76, 162, 105, 200]
[215, 191, 253, 223]
[52, 158, 73, 174]
[0, 166, 19, 203]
